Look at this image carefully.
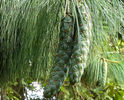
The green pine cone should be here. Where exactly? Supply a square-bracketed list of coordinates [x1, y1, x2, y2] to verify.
[98, 58, 108, 86]
[44, 14, 74, 98]
[69, 2, 91, 84]
[102, 60, 107, 86]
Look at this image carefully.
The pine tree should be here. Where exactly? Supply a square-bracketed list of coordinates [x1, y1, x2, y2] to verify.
[0, 0, 124, 99]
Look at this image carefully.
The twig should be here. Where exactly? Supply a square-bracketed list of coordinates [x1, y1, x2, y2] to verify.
[105, 59, 120, 64]
[101, 57, 120, 64]
[72, 85, 77, 99]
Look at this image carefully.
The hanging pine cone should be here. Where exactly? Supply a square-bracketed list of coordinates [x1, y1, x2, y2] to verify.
[69, 2, 92, 84]
[44, 14, 74, 98]
[98, 58, 108, 86]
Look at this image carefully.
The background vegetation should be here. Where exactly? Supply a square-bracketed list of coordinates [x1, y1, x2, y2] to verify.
[0, 0, 124, 99]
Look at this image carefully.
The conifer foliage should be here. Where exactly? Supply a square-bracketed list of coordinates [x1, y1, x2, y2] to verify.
[0, 0, 124, 99]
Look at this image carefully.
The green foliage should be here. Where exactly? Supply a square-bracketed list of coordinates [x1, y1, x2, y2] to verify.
[0, 0, 63, 85]
[107, 53, 124, 84]
[58, 82, 124, 100]
[0, 0, 123, 84]
[0, 0, 124, 99]
[83, 48, 124, 87]
[83, 56, 103, 86]
[6, 86, 21, 100]
[86, 0, 124, 45]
